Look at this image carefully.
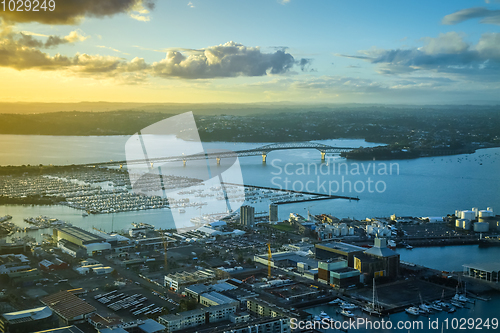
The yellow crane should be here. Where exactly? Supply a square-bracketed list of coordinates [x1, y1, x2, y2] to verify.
[267, 242, 272, 278]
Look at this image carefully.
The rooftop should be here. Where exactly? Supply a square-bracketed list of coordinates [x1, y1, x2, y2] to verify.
[33, 326, 84, 333]
[1, 306, 52, 324]
[201, 291, 238, 305]
[463, 262, 500, 272]
[55, 227, 106, 244]
[41, 290, 96, 320]
[316, 242, 365, 253]
[138, 318, 166, 333]
[159, 304, 236, 322]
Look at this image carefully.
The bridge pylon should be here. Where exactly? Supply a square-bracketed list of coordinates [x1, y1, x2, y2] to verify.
[320, 151, 326, 162]
[183, 159, 186, 167]
[262, 153, 267, 164]
[216, 157, 221, 165]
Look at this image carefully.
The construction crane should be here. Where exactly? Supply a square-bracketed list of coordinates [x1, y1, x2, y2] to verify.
[267, 242, 272, 278]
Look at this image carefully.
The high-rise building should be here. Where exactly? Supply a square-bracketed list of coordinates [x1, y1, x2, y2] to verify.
[240, 205, 255, 227]
[269, 204, 278, 223]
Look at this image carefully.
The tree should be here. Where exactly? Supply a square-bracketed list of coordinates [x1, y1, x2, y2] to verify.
[178, 298, 197, 312]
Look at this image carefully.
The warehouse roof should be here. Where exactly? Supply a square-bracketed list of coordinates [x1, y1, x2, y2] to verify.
[1, 306, 52, 324]
[41, 290, 96, 320]
[55, 227, 105, 244]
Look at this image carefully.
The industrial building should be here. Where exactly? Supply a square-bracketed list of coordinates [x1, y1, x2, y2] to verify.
[315, 242, 365, 267]
[254, 251, 318, 279]
[53, 227, 111, 257]
[0, 306, 56, 333]
[354, 238, 400, 279]
[41, 290, 96, 324]
[185, 282, 237, 301]
[39, 258, 69, 272]
[317, 258, 360, 288]
[158, 303, 237, 332]
[463, 262, 500, 283]
[164, 269, 216, 291]
[199, 291, 239, 307]
[240, 205, 255, 227]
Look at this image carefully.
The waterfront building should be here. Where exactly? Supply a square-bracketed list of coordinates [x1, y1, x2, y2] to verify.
[354, 238, 400, 279]
[318, 258, 360, 288]
[53, 227, 111, 257]
[315, 242, 365, 267]
[463, 263, 500, 283]
[240, 206, 255, 227]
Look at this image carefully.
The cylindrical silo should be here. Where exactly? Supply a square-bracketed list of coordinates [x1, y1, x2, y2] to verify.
[461, 210, 475, 221]
[462, 219, 471, 230]
[479, 210, 493, 218]
[455, 210, 461, 217]
[487, 207, 493, 213]
[366, 225, 373, 235]
[472, 207, 479, 217]
[473, 222, 489, 233]
[349, 227, 355, 235]
[333, 227, 340, 237]
[455, 219, 462, 228]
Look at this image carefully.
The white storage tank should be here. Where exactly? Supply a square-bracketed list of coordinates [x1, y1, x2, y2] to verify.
[455, 219, 462, 228]
[479, 210, 493, 218]
[340, 226, 348, 236]
[474, 222, 489, 233]
[461, 210, 475, 221]
[462, 219, 471, 230]
[333, 228, 340, 237]
[455, 210, 461, 217]
[487, 207, 493, 213]
[349, 227, 355, 235]
[366, 225, 373, 235]
[472, 207, 479, 217]
[475, 221, 489, 232]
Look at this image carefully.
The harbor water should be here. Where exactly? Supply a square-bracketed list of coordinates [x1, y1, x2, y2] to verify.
[305, 245, 500, 332]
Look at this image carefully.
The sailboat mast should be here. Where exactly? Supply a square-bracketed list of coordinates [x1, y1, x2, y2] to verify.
[373, 278, 375, 306]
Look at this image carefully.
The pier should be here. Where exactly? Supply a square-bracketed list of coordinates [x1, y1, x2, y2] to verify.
[222, 182, 360, 202]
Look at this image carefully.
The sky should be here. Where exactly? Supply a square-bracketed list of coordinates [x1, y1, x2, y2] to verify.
[1, 0, 500, 104]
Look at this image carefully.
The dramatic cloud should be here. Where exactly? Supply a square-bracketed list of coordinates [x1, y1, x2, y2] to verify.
[0, 0, 155, 25]
[338, 32, 500, 80]
[150, 41, 308, 79]
[13, 30, 88, 49]
[0, 36, 309, 81]
[442, 7, 500, 25]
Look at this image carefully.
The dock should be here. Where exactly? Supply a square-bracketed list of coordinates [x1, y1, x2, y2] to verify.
[222, 182, 360, 202]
